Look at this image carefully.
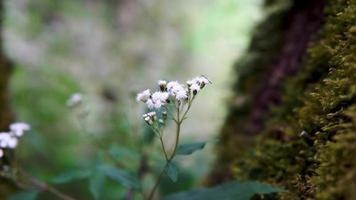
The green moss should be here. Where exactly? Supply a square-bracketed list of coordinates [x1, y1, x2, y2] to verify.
[229, 0, 356, 199]
[210, 1, 294, 180]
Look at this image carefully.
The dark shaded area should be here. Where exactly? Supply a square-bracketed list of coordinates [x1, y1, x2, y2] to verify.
[0, 0, 18, 198]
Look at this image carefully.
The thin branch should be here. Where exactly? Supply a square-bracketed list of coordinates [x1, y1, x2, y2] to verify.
[159, 135, 169, 161]
[147, 168, 165, 200]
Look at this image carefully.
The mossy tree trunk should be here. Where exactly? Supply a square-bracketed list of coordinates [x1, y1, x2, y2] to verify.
[0, 0, 18, 198]
[210, 0, 356, 199]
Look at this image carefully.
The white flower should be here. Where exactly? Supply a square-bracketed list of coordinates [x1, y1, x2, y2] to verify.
[147, 112, 156, 117]
[197, 76, 210, 85]
[0, 133, 18, 149]
[67, 93, 83, 107]
[136, 89, 151, 102]
[167, 81, 185, 93]
[0, 149, 3, 158]
[158, 80, 167, 86]
[143, 111, 156, 118]
[153, 100, 164, 109]
[152, 92, 169, 103]
[167, 81, 180, 91]
[0, 133, 9, 148]
[190, 83, 200, 94]
[167, 81, 187, 101]
[158, 80, 167, 91]
[176, 89, 188, 101]
[144, 92, 170, 109]
[186, 80, 194, 86]
[189, 76, 211, 88]
[7, 137, 18, 149]
[146, 99, 155, 109]
[10, 122, 31, 137]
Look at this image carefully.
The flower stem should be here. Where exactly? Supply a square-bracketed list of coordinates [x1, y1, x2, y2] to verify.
[147, 105, 182, 200]
[147, 169, 165, 200]
[159, 135, 169, 161]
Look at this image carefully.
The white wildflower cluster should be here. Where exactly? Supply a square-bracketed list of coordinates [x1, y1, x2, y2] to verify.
[137, 76, 210, 130]
[136, 76, 211, 110]
[0, 122, 31, 158]
[67, 93, 83, 108]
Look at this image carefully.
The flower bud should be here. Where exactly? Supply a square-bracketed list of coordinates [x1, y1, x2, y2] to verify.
[162, 111, 168, 120]
[158, 119, 165, 125]
[158, 80, 167, 92]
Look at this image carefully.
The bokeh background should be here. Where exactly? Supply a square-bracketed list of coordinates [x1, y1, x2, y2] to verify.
[4, 0, 264, 199]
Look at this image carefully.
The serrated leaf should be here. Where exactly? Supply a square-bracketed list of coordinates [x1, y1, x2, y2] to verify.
[176, 142, 206, 155]
[8, 191, 38, 200]
[99, 165, 140, 189]
[164, 162, 178, 182]
[51, 170, 91, 184]
[164, 181, 285, 200]
[89, 171, 106, 200]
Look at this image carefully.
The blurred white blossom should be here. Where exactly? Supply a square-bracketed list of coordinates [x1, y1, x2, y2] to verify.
[0, 132, 18, 149]
[0, 122, 31, 158]
[67, 93, 83, 107]
[190, 83, 200, 94]
[136, 89, 151, 102]
[175, 89, 188, 101]
[10, 122, 31, 137]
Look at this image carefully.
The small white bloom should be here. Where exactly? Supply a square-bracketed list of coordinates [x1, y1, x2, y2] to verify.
[0, 133, 18, 149]
[7, 137, 18, 149]
[147, 112, 156, 117]
[67, 93, 83, 107]
[0, 149, 3, 158]
[136, 89, 151, 102]
[189, 76, 211, 87]
[152, 92, 169, 103]
[186, 80, 194, 86]
[176, 89, 188, 101]
[158, 80, 167, 86]
[0, 133, 10, 148]
[153, 100, 164, 109]
[167, 81, 180, 92]
[146, 99, 155, 109]
[167, 81, 186, 97]
[190, 83, 200, 94]
[10, 122, 31, 137]
[198, 76, 210, 84]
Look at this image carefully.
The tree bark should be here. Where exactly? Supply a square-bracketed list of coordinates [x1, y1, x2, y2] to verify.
[0, 0, 13, 131]
[210, 0, 356, 199]
[209, 0, 325, 184]
[0, 0, 18, 198]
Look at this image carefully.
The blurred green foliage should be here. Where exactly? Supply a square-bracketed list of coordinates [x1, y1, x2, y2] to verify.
[4, 0, 263, 199]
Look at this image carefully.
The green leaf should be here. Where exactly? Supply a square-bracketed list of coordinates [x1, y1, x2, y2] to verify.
[164, 162, 178, 182]
[99, 165, 140, 189]
[164, 181, 285, 200]
[51, 170, 91, 184]
[89, 171, 106, 200]
[176, 142, 206, 155]
[8, 191, 38, 200]
[109, 145, 140, 161]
